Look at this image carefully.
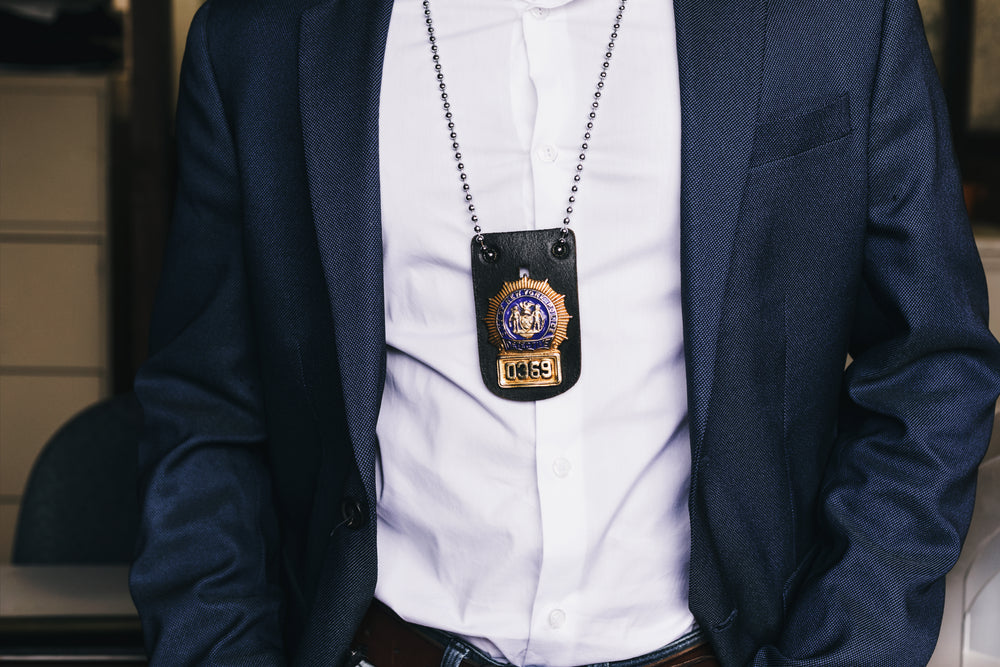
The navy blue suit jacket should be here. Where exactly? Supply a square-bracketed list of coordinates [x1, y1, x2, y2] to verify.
[130, 0, 1000, 664]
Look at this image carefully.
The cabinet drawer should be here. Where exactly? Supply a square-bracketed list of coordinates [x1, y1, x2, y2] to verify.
[0, 76, 107, 231]
[0, 242, 106, 368]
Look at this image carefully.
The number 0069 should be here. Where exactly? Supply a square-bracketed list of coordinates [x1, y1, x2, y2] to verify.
[497, 353, 562, 388]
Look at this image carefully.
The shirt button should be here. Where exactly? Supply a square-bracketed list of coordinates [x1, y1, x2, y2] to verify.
[528, 6, 549, 19]
[537, 144, 558, 162]
[548, 608, 566, 629]
[552, 457, 572, 478]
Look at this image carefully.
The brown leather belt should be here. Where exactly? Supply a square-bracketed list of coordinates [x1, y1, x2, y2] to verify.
[350, 601, 718, 667]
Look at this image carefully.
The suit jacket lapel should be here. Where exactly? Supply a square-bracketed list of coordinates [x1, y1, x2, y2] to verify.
[674, 0, 768, 451]
[299, 0, 393, 491]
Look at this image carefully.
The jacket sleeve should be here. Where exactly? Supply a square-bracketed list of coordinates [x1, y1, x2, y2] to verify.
[752, 0, 1000, 664]
[129, 4, 286, 664]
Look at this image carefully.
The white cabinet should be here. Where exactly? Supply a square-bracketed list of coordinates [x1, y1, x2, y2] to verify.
[0, 73, 111, 562]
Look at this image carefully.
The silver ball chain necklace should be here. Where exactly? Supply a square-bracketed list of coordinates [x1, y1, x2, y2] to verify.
[422, 0, 628, 401]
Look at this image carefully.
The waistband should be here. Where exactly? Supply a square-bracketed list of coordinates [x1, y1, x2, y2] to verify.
[349, 600, 717, 667]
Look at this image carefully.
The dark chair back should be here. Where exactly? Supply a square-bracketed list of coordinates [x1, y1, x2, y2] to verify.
[12, 393, 141, 564]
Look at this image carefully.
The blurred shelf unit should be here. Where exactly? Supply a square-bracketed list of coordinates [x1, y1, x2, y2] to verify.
[0, 72, 111, 563]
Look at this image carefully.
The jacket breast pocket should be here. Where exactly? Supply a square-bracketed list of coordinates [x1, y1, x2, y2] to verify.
[750, 93, 852, 168]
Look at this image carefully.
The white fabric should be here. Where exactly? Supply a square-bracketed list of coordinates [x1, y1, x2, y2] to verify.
[376, 0, 692, 664]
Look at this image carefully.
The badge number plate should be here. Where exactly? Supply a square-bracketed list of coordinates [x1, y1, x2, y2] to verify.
[498, 352, 562, 388]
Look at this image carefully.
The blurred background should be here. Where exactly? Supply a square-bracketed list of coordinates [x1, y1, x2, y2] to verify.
[0, 0, 201, 567]
[0, 0, 997, 664]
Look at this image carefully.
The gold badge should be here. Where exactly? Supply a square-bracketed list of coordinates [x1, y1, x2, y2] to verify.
[484, 276, 571, 388]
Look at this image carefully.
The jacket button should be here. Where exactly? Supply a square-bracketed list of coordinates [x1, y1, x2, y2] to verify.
[340, 498, 366, 529]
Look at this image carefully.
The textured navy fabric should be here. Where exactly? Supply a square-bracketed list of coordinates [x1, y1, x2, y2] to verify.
[130, 0, 1000, 665]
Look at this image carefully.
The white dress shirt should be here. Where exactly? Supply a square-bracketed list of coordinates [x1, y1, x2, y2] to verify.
[376, 0, 692, 664]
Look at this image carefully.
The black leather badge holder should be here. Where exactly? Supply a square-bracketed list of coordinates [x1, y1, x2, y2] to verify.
[471, 228, 581, 401]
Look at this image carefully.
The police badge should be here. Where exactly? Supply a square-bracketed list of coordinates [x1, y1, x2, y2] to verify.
[472, 228, 581, 401]
[420, 0, 627, 400]
[485, 276, 570, 389]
